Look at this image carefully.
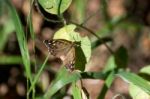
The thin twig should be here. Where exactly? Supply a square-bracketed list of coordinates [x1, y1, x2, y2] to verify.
[81, 9, 101, 26]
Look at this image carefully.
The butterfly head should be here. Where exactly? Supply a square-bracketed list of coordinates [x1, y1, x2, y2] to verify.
[43, 40, 53, 47]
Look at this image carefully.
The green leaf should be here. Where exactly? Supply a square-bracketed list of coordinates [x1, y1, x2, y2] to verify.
[75, 46, 86, 71]
[129, 83, 150, 99]
[103, 56, 117, 72]
[140, 65, 150, 75]
[54, 24, 91, 71]
[38, 0, 72, 15]
[54, 24, 76, 40]
[117, 71, 150, 95]
[72, 82, 82, 99]
[114, 46, 128, 69]
[98, 71, 115, 98]
[43, 71, 108, 99]
[44, 69, 81, 98]
[139, 65, 150, 81]
[80, 71, 108, 79]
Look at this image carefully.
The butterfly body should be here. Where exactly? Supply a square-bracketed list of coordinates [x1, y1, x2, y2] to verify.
[44, 39, 79, 71]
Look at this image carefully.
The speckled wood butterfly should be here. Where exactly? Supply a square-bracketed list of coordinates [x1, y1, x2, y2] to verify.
[44, 39, 80, 71]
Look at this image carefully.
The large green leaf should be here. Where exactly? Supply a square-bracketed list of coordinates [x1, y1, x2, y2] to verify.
[38, 0, 72, 15]
[140, 65, 150, 75]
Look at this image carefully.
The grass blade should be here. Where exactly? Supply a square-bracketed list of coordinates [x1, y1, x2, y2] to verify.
[5, 0, 32, 81]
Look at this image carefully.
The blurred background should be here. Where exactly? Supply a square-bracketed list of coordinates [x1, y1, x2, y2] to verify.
[0, 0, 150, 99]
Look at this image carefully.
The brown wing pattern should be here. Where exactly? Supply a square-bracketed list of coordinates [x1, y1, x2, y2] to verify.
[44, 39, 76, 71]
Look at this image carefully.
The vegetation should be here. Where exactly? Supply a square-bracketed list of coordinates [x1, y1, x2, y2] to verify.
[0, 0, 150, 99]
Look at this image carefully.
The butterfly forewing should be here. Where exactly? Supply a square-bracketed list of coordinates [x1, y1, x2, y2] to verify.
[44, 39, 73, 56]
[44, 39, 77, 71]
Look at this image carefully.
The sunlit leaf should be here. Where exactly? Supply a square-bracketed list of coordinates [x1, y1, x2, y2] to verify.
[103, 56, 117, 72]
[38, 0, 72, 15]
[129, 83, 150, 99]
[72, 82, 82, 99]
[117, 71, 150, 95]
[140, 65, 150, 75]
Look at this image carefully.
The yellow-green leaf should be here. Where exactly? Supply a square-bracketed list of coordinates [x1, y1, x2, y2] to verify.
[38, 0, 72, 15]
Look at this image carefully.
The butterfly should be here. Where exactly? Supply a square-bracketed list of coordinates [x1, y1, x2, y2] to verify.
[43, 39, 80, 71]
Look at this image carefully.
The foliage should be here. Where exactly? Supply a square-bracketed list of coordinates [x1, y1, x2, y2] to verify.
[1, 0, 150, 99]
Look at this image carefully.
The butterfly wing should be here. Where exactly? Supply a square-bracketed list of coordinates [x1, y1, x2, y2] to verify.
[60, 47, 75, 71]
[44, 39, 73, 57]
[44, 39, 76, 71]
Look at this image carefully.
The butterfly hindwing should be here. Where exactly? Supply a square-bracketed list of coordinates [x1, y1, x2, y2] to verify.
[61, 47, 75, 71]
